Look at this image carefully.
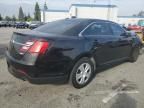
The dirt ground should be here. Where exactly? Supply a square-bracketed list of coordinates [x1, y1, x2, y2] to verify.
[0, 28, 144, 108]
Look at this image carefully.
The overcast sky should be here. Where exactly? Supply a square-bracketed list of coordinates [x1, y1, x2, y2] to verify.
[0, 0, 143, 17]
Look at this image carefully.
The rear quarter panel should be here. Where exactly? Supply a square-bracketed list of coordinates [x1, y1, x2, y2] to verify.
[36, 36, 90, 75]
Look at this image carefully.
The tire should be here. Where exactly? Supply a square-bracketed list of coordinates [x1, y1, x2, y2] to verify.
[129, 46, 140, 62]
[69, 57, 95, 89]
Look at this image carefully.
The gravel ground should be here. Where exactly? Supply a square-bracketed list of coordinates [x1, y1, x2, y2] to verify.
[0, 28, 144, 108]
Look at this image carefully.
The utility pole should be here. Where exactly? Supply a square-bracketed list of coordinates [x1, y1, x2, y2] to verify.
[107, 0, 111, 20]
[43, 10, 45, 22]
[43, 0, 47, 22]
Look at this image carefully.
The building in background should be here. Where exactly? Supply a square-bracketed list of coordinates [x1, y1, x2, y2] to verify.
[118, 16, 144, 26]
[41, 9, 69, 22]
[69, 4, 118, 22]
[41, 4, 118, 22]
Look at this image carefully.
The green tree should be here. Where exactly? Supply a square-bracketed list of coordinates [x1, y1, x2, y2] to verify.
[138, 11, 144, 17]
[12, 15, 16, 21]
[133, 11, 144, 17]
[24, 14, 28, 21]
[44, 2, 48, 10]
[5, 16, 11, 21]
[34, 2, 41, 21]
[27, 13, 31, 19]
[19, 6, 24, 21]
[0, 14, 3, 21]
[27, 13, 33, 22]
[27, 17, 33, 22]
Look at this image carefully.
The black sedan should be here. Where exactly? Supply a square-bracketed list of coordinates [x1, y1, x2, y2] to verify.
[6, 19, 142, 88]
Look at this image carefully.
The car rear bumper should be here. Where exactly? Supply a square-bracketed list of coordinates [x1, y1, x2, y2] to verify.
[6, 52, 69, 84]
[7, 65, 68, 84]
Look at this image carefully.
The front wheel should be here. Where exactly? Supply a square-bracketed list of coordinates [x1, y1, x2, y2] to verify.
[129, 46, 140, 62]
[69, 57, 95, 89]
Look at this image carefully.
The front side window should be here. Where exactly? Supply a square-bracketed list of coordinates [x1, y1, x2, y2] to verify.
[111, 23, 125, 36]
[82, 22, 113, 36]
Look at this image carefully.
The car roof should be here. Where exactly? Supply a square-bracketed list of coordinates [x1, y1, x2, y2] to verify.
[65, 18, 112, 23]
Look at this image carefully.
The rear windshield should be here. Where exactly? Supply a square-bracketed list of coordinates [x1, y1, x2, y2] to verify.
[34, 19, 89, 36]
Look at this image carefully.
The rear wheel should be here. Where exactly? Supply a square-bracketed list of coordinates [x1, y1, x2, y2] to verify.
[129, 46, 140, 62]
[69, 57, 95, 89]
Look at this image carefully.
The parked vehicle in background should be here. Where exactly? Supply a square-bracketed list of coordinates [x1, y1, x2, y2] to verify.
[138, 20, 144, 28]
[0, 21, 17, 27]
[0, 21, 4, 27]
[8, 21, 16, 27]
[14, 22, 19, 28]
[0, 21, 9, 27]
[29, 21, 45, 29]
[6, 18, 142, 88]
[132, 20, 144, 44]
[15, 22, 29, 29]
[127, 20, 144, 33]
[127, 24, 142, 33]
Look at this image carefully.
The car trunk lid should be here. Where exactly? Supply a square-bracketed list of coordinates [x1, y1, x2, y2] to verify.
[8, 31, 50, 60]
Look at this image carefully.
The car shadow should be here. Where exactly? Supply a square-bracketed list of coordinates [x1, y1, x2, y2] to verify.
[111, 94, 137, 108]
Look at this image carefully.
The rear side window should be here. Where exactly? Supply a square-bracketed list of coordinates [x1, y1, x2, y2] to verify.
[110, 23, 125, 36]
[35, 19, 89, 36]
[82, 22, 113, 36]
[64, 21, 90, 36]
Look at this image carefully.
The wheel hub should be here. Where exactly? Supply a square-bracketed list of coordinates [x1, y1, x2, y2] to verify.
[76, 63, 92, 85]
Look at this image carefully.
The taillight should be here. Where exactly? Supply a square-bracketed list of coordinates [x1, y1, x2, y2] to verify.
[19, 41, 34, 54]
[20, 40, 49, 55]
[28, 41, 49, 55]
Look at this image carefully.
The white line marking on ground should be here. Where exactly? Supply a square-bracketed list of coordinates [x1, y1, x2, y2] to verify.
[102, 83, 139, 104]
[102, 90, 119, 103]
[94, 90, 139, 95]
[118, 91, 139, 94]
